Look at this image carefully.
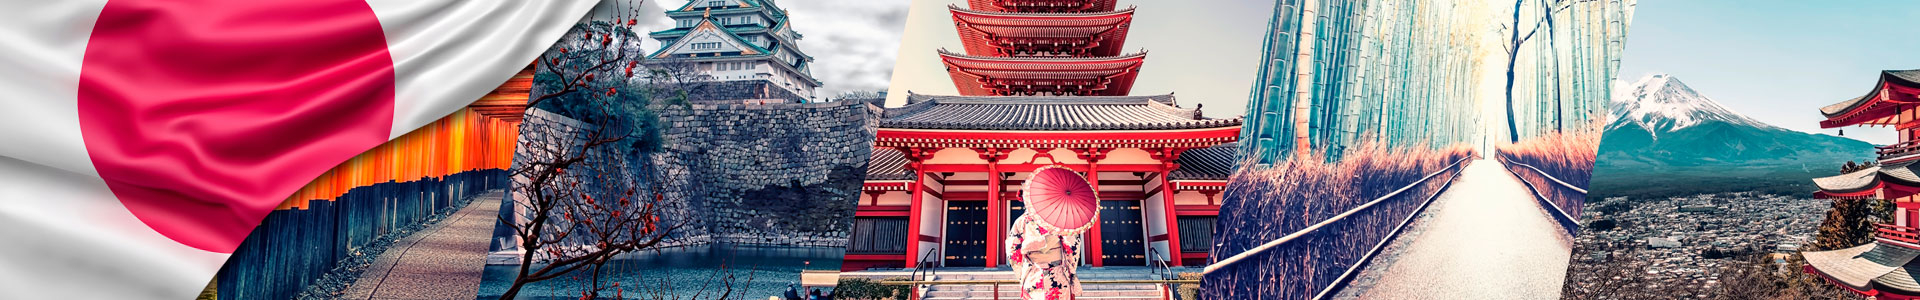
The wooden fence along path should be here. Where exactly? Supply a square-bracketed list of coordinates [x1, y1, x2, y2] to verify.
[215, 169, 506, 300]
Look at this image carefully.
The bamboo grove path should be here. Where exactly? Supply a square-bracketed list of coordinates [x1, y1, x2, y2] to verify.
[338, 190, 502, 300]
[1339, 160, 1573, 299]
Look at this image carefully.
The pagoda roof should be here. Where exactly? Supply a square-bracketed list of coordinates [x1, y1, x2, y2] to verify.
[939, 50, 1146, 96]
[1170, 143, 1238, 180]
[880, 93, 1238, 131]
[1811, 160, 1920, 198]
[949, 5, 1134, 57]
[1805, 242, 1920, 295]
[1814, 166, 1884, 195]
[967, 0, 1118, 13]
[1879, 263, 1920, 296]
[868, 148, 912, 181]
[1819, 70, 1920, 128]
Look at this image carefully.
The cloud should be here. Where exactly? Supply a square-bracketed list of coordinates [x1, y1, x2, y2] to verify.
[782, 0, 909, 97]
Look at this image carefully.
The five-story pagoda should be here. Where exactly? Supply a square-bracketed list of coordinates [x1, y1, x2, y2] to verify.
[1805, 70, 1920, 299]
[841, 0, 1242, 271]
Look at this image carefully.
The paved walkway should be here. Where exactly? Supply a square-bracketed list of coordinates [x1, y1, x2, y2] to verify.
[340, 190, 502, 300]
[1342, 160, 1573, 300]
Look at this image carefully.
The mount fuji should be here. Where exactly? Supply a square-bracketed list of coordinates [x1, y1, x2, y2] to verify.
[1591, 74, 1876, 198]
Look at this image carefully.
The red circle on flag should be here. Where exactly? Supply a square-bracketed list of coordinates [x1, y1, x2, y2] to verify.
[77, 0, 396, 252]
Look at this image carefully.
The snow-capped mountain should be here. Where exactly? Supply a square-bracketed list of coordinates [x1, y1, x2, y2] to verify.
[1607, 74, 1774, 134]
[1592, 73, 1877, 198]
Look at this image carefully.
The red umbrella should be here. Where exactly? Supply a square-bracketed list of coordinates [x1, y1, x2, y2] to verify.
[1021, 165, 1099, 234]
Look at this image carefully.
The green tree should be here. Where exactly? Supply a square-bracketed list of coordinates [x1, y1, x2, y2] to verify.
[1810, 198, 1893, 251]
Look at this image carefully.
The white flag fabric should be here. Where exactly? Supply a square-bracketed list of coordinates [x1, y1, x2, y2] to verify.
[0, 0, 594, 298]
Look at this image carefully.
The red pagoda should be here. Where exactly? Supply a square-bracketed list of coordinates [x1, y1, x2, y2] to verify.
[840, 1, 1241, 271]
[1805, 70, 1920, 299]
[940, 5, 1143, 97]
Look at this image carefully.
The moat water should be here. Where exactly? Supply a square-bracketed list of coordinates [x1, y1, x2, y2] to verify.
[476, 243, 845, 299]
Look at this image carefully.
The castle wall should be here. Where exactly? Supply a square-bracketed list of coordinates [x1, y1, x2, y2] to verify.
[651, 100, 879, 247]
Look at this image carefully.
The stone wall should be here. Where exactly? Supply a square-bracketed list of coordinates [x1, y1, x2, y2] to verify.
[651, 100, 878, 247]
[683, 80, 809, 103]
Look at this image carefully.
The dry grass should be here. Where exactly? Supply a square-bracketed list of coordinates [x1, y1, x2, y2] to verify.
[1203, 141, 1477, 299]
[1496, 128, 1600, 221]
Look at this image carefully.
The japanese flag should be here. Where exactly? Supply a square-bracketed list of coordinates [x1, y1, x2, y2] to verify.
[0, 0, 595, 298]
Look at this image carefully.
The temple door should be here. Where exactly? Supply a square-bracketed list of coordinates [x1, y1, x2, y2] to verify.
[944, 201, 989, 267]
[1098, 200, 1147, 266]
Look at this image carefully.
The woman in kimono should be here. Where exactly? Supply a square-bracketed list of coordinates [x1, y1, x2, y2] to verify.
[1005, 165, 1100, 300]
[1005, 213, 1087, 300]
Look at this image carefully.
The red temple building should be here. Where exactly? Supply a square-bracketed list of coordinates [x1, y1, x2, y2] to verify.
[840, 1, 1241, 271]
[1805, 70, 1920, 299]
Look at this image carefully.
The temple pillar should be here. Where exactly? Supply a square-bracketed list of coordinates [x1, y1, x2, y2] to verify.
[1158, 168, 1183, 265]
[978, 148, 1010, 268]
[1077, 148, 1110, 267]
[902, 147, 929, 267]
[1153, 147, 1188, 265]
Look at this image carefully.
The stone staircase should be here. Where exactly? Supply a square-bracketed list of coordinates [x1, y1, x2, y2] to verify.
[917, 267, 1172, 300]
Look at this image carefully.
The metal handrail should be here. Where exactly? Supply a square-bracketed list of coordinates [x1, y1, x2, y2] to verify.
[1308, 159, 1468, 300]
[909, 249, 939, 298]
[1202, 157, 1472, 275]
[1147, 248, 1173, 281]
[1147, 248, 1182, 300]
[1501, 160, 1588, 194]
[1497, 156, 1583, 235]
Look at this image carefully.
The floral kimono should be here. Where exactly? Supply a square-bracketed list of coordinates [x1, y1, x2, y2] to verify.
[1005, 214, 1084, 300]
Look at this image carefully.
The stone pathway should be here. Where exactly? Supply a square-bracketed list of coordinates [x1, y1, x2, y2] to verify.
[1342, 160, 1573, 300]
[339, 190, 502, 300]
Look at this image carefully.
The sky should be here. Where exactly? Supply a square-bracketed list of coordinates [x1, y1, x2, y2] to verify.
[626, 0, 909, 98]
[1614, 0, 1920, 145]
[882, 0, 1271, 118]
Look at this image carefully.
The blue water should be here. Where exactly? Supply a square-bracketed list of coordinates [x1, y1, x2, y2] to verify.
[476, 244, 845, 300]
